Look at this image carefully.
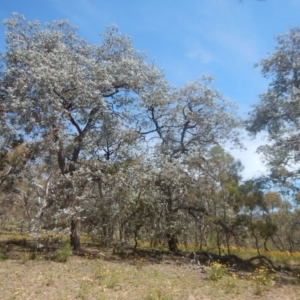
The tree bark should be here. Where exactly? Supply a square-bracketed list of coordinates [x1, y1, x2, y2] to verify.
[167, 234, 178, 252]
[70, 218, 81, 250]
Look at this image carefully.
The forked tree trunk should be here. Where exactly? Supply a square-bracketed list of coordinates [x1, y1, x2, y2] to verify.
[70, 218, 81, 250]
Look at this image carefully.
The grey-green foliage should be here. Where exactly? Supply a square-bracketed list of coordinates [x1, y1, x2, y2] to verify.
[0, 13, 164, 175]
[0, 13, 165, 244]
[145, 76, 242, 157]
[247, 27, 300, 181]
[0, 14, 244, 248]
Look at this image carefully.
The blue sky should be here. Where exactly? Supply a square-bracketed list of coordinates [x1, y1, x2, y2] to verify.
[1, 0, 300, 180]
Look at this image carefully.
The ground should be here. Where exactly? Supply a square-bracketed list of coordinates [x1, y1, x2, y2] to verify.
[0, 248, 300, 300]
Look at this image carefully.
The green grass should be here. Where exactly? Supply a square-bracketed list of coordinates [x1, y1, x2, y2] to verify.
[207, 261, 226, 281]
[143, 288, 174, 300]
[54, 243, 72, 262]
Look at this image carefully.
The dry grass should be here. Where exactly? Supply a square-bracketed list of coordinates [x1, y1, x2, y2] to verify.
[0, 253, 300, 300]
[1, 233, 300, 300]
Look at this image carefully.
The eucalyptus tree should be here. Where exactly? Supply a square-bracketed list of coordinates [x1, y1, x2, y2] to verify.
[143, 76, 241, 157]
[139, 77, 243, 251]
[75, 154, 158, 247]
[237, 180, 272, 254]
[8, 163, 52, 235]
[0, 144, 25, 228]
[246, 28, 300, 249]
[0, 13, 164, 249]
[264, 191, 283, 212]
[203, 146, 244, 253]
[247, 27, 300, 187]
[0, 14, 243, 250]
[0, 141, 40, 231]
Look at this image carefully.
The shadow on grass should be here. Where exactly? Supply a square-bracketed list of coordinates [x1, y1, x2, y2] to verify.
[0, 231, 300, 286]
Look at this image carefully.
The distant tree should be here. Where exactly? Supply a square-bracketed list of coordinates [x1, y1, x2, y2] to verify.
[0, 145, 26, 228]
[142, 76, 242, 251]
[264, 191, 282, 212]
[237, 180, 267, 254]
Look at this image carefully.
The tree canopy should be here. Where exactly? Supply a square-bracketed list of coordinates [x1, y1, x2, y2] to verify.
[247, 27, 300, 185]
[0, 14, 244, 250]
[1, 14, 300, 255]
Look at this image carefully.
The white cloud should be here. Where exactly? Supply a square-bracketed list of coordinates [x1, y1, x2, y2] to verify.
[185, 42, 213, 64]
[228, 132, 268, 180]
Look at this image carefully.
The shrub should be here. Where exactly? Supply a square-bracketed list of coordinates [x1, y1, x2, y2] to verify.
[54, 244, 72, 262]
[207, 261, 226, 281]
[252, 265, 274, 295]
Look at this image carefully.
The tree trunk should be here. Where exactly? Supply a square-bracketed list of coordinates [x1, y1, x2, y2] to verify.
[253, 231, 261, 256]
[225, 232, 231, 255]
[70, 218, 81, 250]
[167, 234, 178, 252]
[263, 238, 270, 251]
[216, 228, 221, 255]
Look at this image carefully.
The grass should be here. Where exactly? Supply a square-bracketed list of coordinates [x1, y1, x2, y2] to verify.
[0, 255, 299, 300]
[207, 261, 226, 281]
[105, 272, 119, 289]
[0, 233, 300, 299]
[255, 265, 277, 295]
[54, 243, 72, 262]
[143, 288, 174, 300]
